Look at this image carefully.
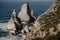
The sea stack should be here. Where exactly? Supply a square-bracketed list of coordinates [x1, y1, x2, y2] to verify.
[18, 3, 30, 23]
[7, 9, 17, 35]
[18, 3, 36, 34]
[8, 3, 36, 35]
[18, 2, 36, 23]
[7, 9, 22, 35]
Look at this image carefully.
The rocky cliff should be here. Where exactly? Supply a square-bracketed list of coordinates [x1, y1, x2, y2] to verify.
[25, 0, 60, 40]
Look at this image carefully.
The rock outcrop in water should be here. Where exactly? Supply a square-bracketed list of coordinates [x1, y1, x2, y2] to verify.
[18, 3, 36, 34]
[8, 3, 36, 35]
[18, 3, 30, 23]
[8, 0, 60, 40]
[7, 9, 22, 35]
[25, 0, 60, 40]
[18, 3, 36, 23]
[7, 9, 17, 35]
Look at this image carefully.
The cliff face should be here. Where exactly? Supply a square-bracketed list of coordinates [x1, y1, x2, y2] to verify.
[25, 0, 60, 40]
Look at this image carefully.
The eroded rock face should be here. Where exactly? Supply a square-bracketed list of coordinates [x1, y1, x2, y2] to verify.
[7, 9, 22, 35]
[8, 19, 16, 35]
[18, 3, 30, 23]
[8, 3, 36, 35]
[18, 3, 36, 23]
[7, 9, 16, 35]
[25, 0, 60, 40]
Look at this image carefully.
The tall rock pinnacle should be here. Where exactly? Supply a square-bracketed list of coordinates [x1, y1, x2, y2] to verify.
[8, 9, 22, 35]
[11, 9, 21, 25]
[18, 3, 30, 23]
[7, 9, 17, 35]
[7, 2, 36, 36]
[18, 3, 36, 23]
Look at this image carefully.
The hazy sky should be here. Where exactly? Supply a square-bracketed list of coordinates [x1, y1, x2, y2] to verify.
[1, 0, 54, 1]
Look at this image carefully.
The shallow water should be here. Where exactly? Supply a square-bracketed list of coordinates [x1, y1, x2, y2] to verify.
[0, 1, 53, 23]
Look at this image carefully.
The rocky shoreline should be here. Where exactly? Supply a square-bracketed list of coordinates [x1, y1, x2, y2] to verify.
[7, 2, 36, 39]
[7, 0, 60, 40]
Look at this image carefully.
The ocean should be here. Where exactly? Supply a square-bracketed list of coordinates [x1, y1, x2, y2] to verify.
[0, 1, 54, 40]
[0, 1, 53, 23]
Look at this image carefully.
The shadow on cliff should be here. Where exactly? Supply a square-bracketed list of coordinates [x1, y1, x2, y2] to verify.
[0, 29, 9, 37]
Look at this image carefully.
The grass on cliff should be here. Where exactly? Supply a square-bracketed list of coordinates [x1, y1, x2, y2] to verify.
[32, 32, 60, 40]
[31, 0, 60, 40]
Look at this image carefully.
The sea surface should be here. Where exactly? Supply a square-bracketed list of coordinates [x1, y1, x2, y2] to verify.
[0, 1, 54, 23]
[0, 1, 54, 40]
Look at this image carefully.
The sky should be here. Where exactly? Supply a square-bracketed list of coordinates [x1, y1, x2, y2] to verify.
[0, 0, 54, 2]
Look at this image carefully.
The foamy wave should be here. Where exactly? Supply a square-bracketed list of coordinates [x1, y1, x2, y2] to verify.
[0, 23, 23, 40]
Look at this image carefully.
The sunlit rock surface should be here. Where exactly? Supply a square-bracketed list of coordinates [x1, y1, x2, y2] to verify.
[7, 9, 17, 35]
[18, 3, 36, 23]
[7, 9, 22, 35]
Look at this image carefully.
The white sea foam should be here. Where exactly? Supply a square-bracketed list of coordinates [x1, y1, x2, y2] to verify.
[0, 23, 23, 40]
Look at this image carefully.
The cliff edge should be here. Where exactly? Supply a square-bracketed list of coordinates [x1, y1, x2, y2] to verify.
[25, 0, 60, 40]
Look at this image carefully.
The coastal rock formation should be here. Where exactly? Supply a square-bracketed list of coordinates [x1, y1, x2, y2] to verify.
[18, 3, 36, 23]
[17, 3, 36, 35]
[7, 9, 17, 35]
[8, 3, 36, 35]
[7, 0, 60, 40]
[7, 9, 22, 35]
[25, 0, 60, 40]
